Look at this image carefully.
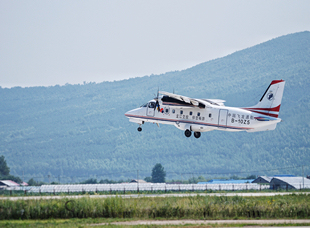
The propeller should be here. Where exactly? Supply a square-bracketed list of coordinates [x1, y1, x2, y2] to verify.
[154, 88, 160, 111]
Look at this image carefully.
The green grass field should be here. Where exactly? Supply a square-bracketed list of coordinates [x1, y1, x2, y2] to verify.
[1, 193, 310, 227]
[1, 194, 310, 220]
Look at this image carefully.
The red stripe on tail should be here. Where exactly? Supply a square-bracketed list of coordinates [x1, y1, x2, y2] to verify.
[243, 105, 281, 112]
[271, 79, 284, 85]
[248, 110, 279, 118]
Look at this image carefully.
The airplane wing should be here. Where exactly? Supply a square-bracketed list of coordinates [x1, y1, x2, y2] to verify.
[159, 91, 207, 108]
[159, 91, 198, 105]
[205, 99, 226, 106]
[160, 91, 226, 108]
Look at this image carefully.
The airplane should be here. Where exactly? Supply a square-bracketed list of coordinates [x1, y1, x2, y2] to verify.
[125, 80, 285, 138]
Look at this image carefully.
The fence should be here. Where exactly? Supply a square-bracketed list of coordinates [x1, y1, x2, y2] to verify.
[3, 183, 272, 194]
[4, 183, 310, 195]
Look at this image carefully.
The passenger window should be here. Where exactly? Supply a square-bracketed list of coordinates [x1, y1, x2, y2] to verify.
[197, 112, 200, 116]
[165, 108, 169, 114]
[189, 111, 193, 115]
[180, 110, 183, 114]
[172, 109, 175, 114]
[209, 113, 212, 118]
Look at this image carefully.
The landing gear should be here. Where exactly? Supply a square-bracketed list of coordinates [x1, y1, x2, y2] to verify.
[184, 130, 201, 138]
[194, 132, 201, 138]
[184, 129, 192, 137]
[137, 127, 142, 132]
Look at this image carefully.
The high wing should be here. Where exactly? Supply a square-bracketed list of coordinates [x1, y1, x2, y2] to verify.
[159, 91, 211, 108]
[159, 91, 226, 107]
[159, 91, 198, 105]
[204, 99, 226, 106]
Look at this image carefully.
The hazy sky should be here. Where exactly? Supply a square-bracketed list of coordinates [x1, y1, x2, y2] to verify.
[1, 0, 310, 88]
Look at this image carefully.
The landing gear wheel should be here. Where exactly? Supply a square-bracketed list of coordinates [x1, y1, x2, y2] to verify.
[137, 127, 142, 132]
[184, 129, 192, 137]
[194, 132, 201, 138]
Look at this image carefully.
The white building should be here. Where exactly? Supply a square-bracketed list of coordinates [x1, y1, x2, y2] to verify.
[0, 180, 20, 189]
[270, 176, 310, 190]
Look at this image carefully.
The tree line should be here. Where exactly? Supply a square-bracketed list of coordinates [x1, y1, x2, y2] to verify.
[1, 158, 256, 186]
[0, 155, 22, 183]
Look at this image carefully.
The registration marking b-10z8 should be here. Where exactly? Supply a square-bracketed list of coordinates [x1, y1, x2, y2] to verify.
[125, 80, 285, 138]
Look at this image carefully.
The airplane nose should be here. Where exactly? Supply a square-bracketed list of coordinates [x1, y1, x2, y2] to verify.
[125, 109, 135, 116]
[125, 108, 140, 117]
[125, 110, 131, 116]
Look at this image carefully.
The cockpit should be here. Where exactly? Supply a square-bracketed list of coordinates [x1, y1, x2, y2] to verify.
[140, 101, 156, 108]
[148, 101, 156, 109]
[140, 103, 148, 107]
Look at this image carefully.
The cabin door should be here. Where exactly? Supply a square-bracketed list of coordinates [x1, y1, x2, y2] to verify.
[146, 102, 155, 117]
[218, 109, 228, 127]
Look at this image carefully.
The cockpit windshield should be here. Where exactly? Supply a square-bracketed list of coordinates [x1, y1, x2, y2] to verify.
[140, 103, 148, 107]
[148, 102, 156, 108]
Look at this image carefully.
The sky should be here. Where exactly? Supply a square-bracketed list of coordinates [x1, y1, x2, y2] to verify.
[1, 0, 310, 88]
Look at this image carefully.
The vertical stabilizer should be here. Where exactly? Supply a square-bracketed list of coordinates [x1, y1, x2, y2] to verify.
[244, 80, 285, 118]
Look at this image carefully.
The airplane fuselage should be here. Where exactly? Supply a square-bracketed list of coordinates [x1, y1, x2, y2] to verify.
[125, 100, 280, 134]
[125, 80, 285, 138]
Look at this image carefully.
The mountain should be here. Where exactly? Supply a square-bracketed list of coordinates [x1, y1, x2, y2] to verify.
[1, 31, 310, 183]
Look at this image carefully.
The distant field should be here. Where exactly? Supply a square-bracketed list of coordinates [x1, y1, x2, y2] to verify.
[0, 193, 309, 220]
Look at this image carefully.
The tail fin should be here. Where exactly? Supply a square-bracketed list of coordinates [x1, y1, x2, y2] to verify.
[244, 80, 285, 118]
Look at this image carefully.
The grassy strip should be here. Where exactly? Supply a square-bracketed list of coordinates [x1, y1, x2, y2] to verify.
[0, 218, 120, 228]
[0, 194, 310, 220]
[1, 219, 310, 228]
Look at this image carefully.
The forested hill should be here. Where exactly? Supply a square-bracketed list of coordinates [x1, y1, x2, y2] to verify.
[1, 31, 310, 183]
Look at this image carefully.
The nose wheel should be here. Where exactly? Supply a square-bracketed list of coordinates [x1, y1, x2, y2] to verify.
[137, 127, 142, 132]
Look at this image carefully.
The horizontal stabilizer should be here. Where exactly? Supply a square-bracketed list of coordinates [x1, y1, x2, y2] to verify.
[254, 116, 278, 121]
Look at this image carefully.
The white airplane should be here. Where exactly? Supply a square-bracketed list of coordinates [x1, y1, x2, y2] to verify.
[125, 80, 285, 138]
